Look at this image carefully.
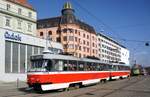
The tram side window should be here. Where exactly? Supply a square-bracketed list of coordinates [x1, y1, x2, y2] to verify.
[112, 65, 118, 71]
[84, 62, 91, 71]
[53, 60, 63, 71]
[68, 60, 77, 71]
[78, 61, 84, 71]
[108, 65, 112, 70]
[91, 63, 97, 71]
[45, 60, 52, 71]
[63, 60, 68, 71]
[63, 60, 78, 71]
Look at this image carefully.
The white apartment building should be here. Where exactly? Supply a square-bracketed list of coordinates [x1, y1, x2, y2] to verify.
[0, 0, 63, 82]
[0, 0, 37, 35]
[121, 47, 130, 65]
[97, 33, 130, 65]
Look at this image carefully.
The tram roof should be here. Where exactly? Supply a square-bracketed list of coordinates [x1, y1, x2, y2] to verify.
[43, 53, 80, 61]
[111, 63, 130, 67]
[80, 58, 107, 64]
[30, 54, 130, 67]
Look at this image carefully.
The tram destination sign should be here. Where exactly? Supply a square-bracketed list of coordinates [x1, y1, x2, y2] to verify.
[30, 55, 43, 60]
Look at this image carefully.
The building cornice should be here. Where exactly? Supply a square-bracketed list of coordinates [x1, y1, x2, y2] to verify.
[6, 0, 36, 11]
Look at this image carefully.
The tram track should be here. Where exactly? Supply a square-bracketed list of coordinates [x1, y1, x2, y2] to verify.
[1, 76, 148, 97]
[73, 76, 146, 97]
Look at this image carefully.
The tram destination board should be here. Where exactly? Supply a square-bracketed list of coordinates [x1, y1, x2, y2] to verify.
[30, 55, 43, 60]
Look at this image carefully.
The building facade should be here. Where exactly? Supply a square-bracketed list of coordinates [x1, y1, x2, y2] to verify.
[37, 2, 98, 58]
[0, 0, 63, 82]
[121, 47, 129, 65]
[0, 0, 37, 35]
[97, 33, 129, 65]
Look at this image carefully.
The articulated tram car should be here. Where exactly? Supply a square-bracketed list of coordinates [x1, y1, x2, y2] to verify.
[27, 53, 130, 91]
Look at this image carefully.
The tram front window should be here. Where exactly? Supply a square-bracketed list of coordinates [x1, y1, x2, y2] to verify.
[29, 60, 48, 72]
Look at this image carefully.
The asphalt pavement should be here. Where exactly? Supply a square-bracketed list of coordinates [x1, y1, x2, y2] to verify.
[0, 75, 150, 97]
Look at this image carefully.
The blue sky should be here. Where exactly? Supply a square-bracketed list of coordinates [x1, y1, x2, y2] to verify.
[28, 0, 150, 67]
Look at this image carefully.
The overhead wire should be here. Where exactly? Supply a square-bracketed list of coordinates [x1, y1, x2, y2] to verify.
[71, 0, 150, 45]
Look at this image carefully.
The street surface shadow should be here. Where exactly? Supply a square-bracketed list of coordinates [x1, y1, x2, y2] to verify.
[18, 87, 66, 94]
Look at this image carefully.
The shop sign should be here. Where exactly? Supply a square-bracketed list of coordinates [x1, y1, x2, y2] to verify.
[4, 31, 21, 41]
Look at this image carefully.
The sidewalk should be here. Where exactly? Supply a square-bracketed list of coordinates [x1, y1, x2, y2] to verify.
[0, 81, 27, 90]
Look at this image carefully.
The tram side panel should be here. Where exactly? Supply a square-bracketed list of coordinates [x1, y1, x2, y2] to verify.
[27, 71, 110, 88]
[110, 71, 130, 80]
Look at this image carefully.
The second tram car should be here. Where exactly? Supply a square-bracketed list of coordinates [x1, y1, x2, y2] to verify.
[27, 53, 130, 91]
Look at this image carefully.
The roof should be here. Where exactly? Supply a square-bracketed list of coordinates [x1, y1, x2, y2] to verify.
[6, 0, 35, 10]
[63, 2, 72, 9]
[37, 16, 96, 34]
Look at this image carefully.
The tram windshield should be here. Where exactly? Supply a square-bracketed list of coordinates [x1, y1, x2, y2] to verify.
[29, 59, 63, 72]
[29, 60, 48, 72]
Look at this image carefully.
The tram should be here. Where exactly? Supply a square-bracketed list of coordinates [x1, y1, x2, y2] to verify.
[27, 53, 130, 91]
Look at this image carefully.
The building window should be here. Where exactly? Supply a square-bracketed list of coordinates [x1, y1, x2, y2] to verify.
[68, 44, 74, 49]
[6, 4, 10, 11]
[79, 46, 82, 50]
[12, 43, 19, 73]
[93, 43, 94, 47]
[34, 46, 38, 54]
[27, 45, 32, 69]
[63, 28, 67, 33]
[69, 29, 74, 33]
[87, 42, 89, 46]
[93, 50, 95, 53]
[48, 31, 52, 35]
[92, 36, 94, 40]
[28, 12, 32, 18]
[5, 41, 11, 73]
[83, 34, 85, 38]
[79, 53, 81, 57]
[5, 18, 10, 27]
[18, 8, 22, 15]
[78, 31, 80, 35]
[75, 45, 78, 50]
[63, 36, 67, 41]
[40, 32, 43, 36]
[87, 48, 89, 53]
[75, 37, 77, 42]
[27, 23, 32, 31]
[83, 47, 86, 52]
[87, 35, 89, 39]
[20, 44, 26, 73]
[69, 36, 74, 41]
[17, 19, 22, 29]
[56, 37, 61, 42]
[83, 40, 85, 45]
[57, 30, 61, 34]
[5, 41, 45, 73]
[75, 30, 77, 34]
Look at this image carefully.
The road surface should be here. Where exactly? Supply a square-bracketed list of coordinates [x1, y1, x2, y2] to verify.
[0, 76, 150, 97]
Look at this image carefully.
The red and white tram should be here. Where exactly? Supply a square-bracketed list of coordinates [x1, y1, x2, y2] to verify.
[27, 53, 130, 91]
